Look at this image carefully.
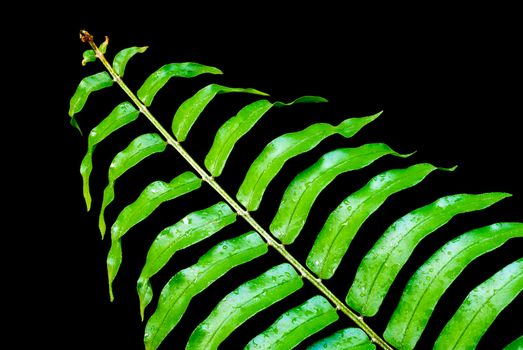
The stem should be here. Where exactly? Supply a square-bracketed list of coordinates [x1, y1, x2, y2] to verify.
[80, 30, 394, 350]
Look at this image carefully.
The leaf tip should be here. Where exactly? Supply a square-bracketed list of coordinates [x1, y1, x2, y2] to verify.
[397, 150, 417, 158]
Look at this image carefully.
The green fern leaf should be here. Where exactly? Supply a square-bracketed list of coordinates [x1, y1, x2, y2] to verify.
[144, 231, 268, 350]
[187, 263, 303, 349]
[245, 295, 339, 349]
[434, 258, 523, 349]
[137, 63, 223, 106]
[113, 46, 148, 77]
[385, 222, 523, 349]
[137, 201, 237, 319]
[69, 71, 113, 134]
[80, 102, 140, 211]
[307, 163, 456, 279]
[171, 84, 269, 142]
[236, 112, 381, 211]
[204, 96, 327, 177]
[307, 328, 376, 350]
[107, 172, 202, 300]
[99, 133, 167, 238]
[270, 143, 413, 245]
[346, 192, 511, 316]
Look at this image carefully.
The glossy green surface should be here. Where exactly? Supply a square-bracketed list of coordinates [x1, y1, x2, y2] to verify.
[434, 258, 523, 349]
[171, 84, 268, 142]
[245, 295, 339, 349]
[270, 143, 411, 245]
[237, 113, 381, 211]
[204, 96, 327, 177]
[137, 201, 237, 318]
[385, 222, 523, 349]
[80, 102, 140, 211]
[307, 328, 376, 350]
[187, 263, 303, 350]
[98, 133, 166, 238]
[113, 46, 148, 77]
[307, 163, 452, 279]
[137, 63, 222, 106]
[107, 172, 202, 300]
[144, 231, 268, 350]
[69, 71, 113, 133]
[346, 192, 511, 317]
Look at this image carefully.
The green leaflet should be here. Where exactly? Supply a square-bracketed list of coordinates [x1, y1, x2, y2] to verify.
[113, 46, 148, 77]
[137, 63, 223, 106]
[346, 192, 511, 317]
[307, 163, 455, 279]
[171, 83, 269, 142]
[204, 96, 328, 177]
[82, 50, 96, 66]
[187, 263, 303, 350]
[144, 231, 268, 350]
[69, 71, 113, 134]
[80, 102, 140, 211]
[107, 172, 202, 301]
[434, 258, 523, 349]
[245, 295, 339, 350]
[99, 133, 166, 238]
[504, 335, 523, 350]
[270, 143, 412, 245]
[137, 201, 237, 319]
[384, 222, 523, 349]
[81, 36, 108, 65]
[307, 328, 376, 350]
[237, 112, 381, 211]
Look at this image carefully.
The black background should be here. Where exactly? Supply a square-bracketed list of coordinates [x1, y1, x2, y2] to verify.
[25, 8, 522, 350]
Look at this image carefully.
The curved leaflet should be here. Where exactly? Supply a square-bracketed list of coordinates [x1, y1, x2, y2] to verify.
[80, 102, 140, 210]
[171, 83, 269, 142]
[384, 222, 523, 349]
[137, 201, 237, 319]
[204, 96, 327, 177]
[434, 258, 523, 349]
[137, 63, 223, 106]
[504, 336, 523, 350]
[113, 46, 148, 77]
[270, 143, 412, 245]
[307, 328, 376, 350]
[69, 71, 113, 134]
[144, 231, 268, 350]
[245, 295, 339, 349]
[307, 163, 455, 279]
[107, 172, 202, 301]
[237, 112, 381, 211]
[346, 192, 511, 317]
[186, 263, 303, 350]
[99, 133, 166, 237]
[82, 35, 108, 65]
